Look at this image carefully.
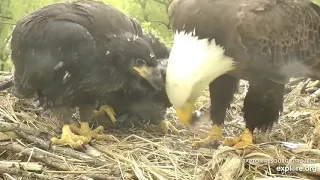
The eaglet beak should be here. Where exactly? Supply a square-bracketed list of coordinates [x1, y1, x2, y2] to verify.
[176, 102, 195, 126]
[133, 65, 163, 90]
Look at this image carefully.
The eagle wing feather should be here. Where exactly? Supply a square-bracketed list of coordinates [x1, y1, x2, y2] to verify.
[10, 1, 148, 107]
[238, 0, 320, 68]
[169, 0, 320, 80]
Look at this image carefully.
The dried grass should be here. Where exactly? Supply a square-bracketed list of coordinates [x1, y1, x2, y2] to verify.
[0, 72, 320, 180]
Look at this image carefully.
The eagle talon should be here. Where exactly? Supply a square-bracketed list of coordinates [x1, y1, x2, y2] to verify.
[222, 128, 254, 149]
[160, 120, 181, 135]
[69, 122, 115, 141]
[51, 124, 90, 149]
[70, 122, 104, 135]
[94, 105, 117, 125]
[191, 125, 223, 149]
[221, 137, 241, 146]
[192, 139, 221, 149]
[149, 120, 181, 135]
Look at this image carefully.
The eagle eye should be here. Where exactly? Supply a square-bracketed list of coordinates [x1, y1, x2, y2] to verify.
[135, 59, 146, 66]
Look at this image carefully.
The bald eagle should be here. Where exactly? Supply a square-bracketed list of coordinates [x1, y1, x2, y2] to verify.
[166, 0, 320, 149]
[10, 0, 164, 149]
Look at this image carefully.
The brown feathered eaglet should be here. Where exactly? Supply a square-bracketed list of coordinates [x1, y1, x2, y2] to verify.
[166, 0, 320, 149]
[95, 32, 181, 135]
[9, 0, 166, 149]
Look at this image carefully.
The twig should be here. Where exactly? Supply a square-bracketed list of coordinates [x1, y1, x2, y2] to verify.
[287, 77, 305, 86]
[79, 174, 122, 180]
[311, 88, 320, 98]
[15, 131, 51, 149]
[44, 171, 110, 174]
[0, 164, 55, 180]
[20, 131, 118, 169]
[0, 142, 125, 179]
[0, 161, 43, 172]
[0, 21, 15, 25]
[307, 80, 320, 88]
[3, 173, 17, 180]
[44, 171, 123, 180]
[51, 145, 111, 167]
[0, 15, 13, 20]
[0, 79, 13, 91]
[0, 131, 17, 140]
[6, 122, 118, 168]
[0, 142, 70, 170]
[0, 122, 123, 174]
[306, 87, 318, 93]
[300, 78, 311, 94]
[0, 122, 41, 136]
[0, 71, 12, 75]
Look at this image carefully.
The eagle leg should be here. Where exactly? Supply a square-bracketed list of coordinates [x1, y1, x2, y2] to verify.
[192, 125, 222, 149]
[149, 120, 181, 135]
[93, 105, 117, 125]
[222, 128, 254, 149]
[50, 107, 91, 149]
[69, 105, 118, 142]
[51, 124, 91, 149]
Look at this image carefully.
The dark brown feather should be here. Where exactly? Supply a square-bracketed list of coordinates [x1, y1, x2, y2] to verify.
[169, 0, 320, 82]
[169, 0, 320, 132]
[10, 0, 162, 124]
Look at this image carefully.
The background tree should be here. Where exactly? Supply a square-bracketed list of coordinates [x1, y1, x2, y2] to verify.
[0, 0, 172, 71]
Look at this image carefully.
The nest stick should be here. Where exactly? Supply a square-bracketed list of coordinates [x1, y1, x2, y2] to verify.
[0, 121, 42, 136]
[19, 131, 120, 171]
[0, 164, 54, 180]
[3, 122, 120, 170]
[0, 141, 70, 170]
[4, 122, 124, 177]
[311, 88, 320, 98]
[0, 161, 43, 172]
[44, 171, 121, 180]
[300, 78, 311, 94]
[287, 78, 306, 86]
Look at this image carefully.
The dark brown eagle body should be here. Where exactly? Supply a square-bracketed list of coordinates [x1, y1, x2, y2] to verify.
[169, 0, 320, 135]
[11, 0, 160, 110]
[8, 0, 167, 149]
[141, 33, 170, 60]
[97, 34, 172, 128]
[128, 17, 170, 59]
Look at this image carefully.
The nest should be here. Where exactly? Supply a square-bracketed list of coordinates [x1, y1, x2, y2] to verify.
[0, 71, 320, 180]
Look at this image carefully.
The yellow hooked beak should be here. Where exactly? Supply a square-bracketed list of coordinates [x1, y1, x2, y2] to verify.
[176, 102, 195, 126]
[133, 65, 162, 90]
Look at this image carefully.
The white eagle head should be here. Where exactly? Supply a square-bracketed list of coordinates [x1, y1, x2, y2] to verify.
[165, 30, 235, 127]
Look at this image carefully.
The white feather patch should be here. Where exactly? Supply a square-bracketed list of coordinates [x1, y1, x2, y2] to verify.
[166, 30, 236, 108]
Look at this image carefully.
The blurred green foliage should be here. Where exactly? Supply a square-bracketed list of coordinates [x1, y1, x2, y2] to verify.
[2, 0, 320, 72]
[0, 0, 172, 71]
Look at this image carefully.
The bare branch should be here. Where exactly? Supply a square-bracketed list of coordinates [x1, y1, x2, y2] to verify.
[0, 21, 15, 25]
[149, 20, 170, 29]
[0, 15, 12, 20]
[153, 0, 170, 7]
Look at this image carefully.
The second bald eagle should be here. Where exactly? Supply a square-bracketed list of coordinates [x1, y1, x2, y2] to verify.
[166, 0, 320, 149]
